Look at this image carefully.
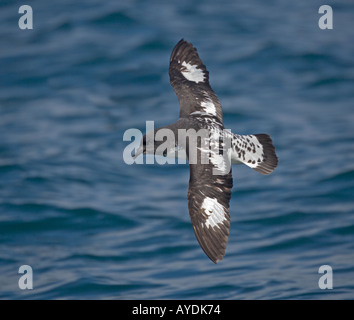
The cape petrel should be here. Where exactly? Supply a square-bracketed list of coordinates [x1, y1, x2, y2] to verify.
[134, 39, 278, 263]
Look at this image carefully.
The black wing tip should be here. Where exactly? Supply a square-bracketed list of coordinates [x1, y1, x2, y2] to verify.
[253, 134, 278, 175]
[208, 246, 227, 264]
[177, 38, 187, 46]
[170, 38, 193, 62]
[192, 224, 229, 264]
[211, 255, 224, 264]
[169, 39, 210, 87]
[203, 245, 226, 264]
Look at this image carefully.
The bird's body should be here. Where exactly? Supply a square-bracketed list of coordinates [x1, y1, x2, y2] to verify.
[134, 39, 278, 263]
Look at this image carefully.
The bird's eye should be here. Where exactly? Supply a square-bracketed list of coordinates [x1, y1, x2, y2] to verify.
[142, 136, 147, 153]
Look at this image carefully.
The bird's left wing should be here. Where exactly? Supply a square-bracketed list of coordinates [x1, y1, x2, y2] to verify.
[188, 160, 233, 263]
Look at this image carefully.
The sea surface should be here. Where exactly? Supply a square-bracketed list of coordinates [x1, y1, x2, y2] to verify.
[0, 0, 354, 300]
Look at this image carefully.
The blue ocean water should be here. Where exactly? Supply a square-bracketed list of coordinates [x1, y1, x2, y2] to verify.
[1, 0, 354, 300]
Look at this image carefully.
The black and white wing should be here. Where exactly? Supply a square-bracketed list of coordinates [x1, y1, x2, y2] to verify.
[188, 161, 233, 264]
[169, 39, 224, 123]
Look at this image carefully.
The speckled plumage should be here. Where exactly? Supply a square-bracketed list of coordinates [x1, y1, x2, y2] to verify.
[137, 39, 278, 263]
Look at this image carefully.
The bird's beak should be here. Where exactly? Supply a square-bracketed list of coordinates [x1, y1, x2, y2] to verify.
[133, 145, 144, 159]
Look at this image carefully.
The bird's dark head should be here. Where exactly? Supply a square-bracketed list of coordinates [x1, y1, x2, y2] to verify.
[133, 129, 174, 159]
[133, 131, 161, 159]
[133, 134, 147, 159]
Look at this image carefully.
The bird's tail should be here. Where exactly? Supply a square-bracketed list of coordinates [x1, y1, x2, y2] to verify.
[232, 133, 278, 175]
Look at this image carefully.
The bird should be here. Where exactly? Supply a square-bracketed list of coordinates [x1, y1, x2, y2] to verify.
[133, 39, 278, 263]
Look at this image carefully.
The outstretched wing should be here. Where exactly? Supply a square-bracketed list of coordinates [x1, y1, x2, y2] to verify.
[169, 39, 223, 123]
[188, 161, 233, 264]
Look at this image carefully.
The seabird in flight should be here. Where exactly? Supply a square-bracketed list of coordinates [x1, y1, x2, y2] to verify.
[134, 39, 278, 263]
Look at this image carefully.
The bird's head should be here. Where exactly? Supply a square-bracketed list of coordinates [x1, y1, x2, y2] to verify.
[133, 128, 175, 159]
[133, 134, 147, 159]
[133, 131, 161, 159]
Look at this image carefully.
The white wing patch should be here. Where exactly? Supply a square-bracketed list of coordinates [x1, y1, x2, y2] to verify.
[201, 197, 227, 229]
[208, 129, 231, 175]
[210, 152, 231, 175]
[181, 61, 205, 83]
[200, 99, 216, 116]
[200, 90, 216, 116]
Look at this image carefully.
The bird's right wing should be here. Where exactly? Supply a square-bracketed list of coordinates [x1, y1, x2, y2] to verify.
[169, 39, 224, 123]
